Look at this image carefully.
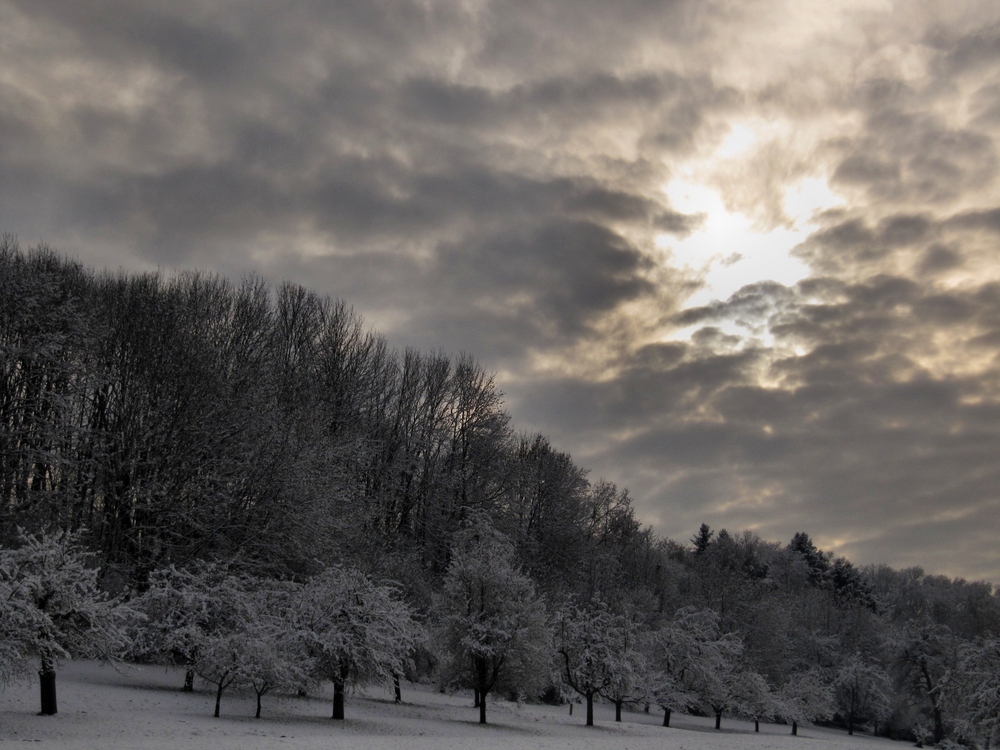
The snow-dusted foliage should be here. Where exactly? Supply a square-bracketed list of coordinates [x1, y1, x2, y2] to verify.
[647, 606, 768, 730]
[136, 563, 312, 718]
[596, 610, 649, 723]
[779, 668, 834, 735]
[646, 607, 720, 725]
[893, 622, 957, 744]
[236, 583, 310, 719]
[136, 563, 251, 680]
[834, 655, 892, 735]
[192, 581, 310, 719]
[555, 600, 646, 726]
[433, 516, 551, 724]
[0, 530, 135, 713]
[954, 638, 1000, 747]
[292, 564, 421, 720]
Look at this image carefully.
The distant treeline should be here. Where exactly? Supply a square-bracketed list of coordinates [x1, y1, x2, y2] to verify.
[3, 237, 999, 740]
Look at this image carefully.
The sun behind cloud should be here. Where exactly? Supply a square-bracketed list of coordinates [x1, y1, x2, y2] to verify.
[658, 122, 843, 315]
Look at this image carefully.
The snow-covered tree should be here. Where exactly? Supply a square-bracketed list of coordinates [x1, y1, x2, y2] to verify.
[835, 655, 892, 735]
[736, 669, 778, 732]
[135, 562, 251, 692]
[193, 631, 245, 718]
[292, 564, 420, 720]
[0, 530, 135, 714]
[649, 606, 759, 730]
[780, 668, 834, 736]
[696, 644, 768, 730]
[433, 517, 551, 724]
[954, 638, 1000, 748]
[894, 622, 957, 744]
[646, 607, 719, 727]
[555, 600, 643, 726]
[598, 611, 650, 722]
[189, 579, 307, 719]
[237, 583, 309, 719]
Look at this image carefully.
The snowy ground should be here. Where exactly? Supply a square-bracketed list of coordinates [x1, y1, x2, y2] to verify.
[1, 661, 903, 750]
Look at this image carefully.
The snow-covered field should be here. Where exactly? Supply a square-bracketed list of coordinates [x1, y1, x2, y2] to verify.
[1, 661, 901, 750]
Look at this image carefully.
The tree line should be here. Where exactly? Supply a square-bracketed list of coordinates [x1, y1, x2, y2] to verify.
[2, 238, 999, 745]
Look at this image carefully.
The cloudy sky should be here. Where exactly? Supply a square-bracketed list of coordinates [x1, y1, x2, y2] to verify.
[4, 0, 1000, 583]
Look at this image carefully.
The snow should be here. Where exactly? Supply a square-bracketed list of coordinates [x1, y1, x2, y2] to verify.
[1, 661, 903, 750]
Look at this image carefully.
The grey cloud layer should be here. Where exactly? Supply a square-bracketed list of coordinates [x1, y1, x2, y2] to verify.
[3, 0, 1000, 581]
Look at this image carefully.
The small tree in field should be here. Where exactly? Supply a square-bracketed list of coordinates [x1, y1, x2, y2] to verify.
[735, 670, 777, 732]
[191, 580, 309, 719]
[0, 530, 134, 715]
[433, 518, 551, 724]
[781, 668, 834, 736]
[650, 606, 752, 730]
[598, 611, 650, 722]
[835, 655, 891, 736]
[194, 630, 245, 718]
[292, 565, 420, 720]
[237, 583, 308, 719]
[646, 607, 721, 727]
[554, 600, 634, 726]
[135, 563, 251, 694]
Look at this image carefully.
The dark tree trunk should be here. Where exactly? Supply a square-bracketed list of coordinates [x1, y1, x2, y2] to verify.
[479, 692, 487, 725]
[755, 718, 760, 732]
[933, 708, 943, 743]
[394, 674, 402, 704]
[38, 655, 57, 716]
[183, 669, 195, 692]
[569, 702, 573, 716]
[792, 720, 798, 736]
[615, 700, 623, 722]
[847, 713, 854, 736]
[332, 679, 345, 720]
[255, 692, 262, 719]
[214, 681, 224, 718]
[715, 710, 722, 729]
[474, 689, 480, 708]
[663, 708, 672, 727]
[586, 692, 594, 726]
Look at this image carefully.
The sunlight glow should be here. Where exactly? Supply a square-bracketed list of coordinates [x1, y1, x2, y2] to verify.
[659, 121, 845, 322]
[660, 177, 811, 307]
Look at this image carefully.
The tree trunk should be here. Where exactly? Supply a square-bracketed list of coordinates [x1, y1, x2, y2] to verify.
[474, 689, 480, 708]
[755, 718, 760, 732]
[479, 692, 487, 725]
[663, 707, 672, 727]
[715, 710, 722, 729]
[332, 679, 345, 720]
[847, 714, 854, 736]
[255, 692, 262, 719]
[586, 692, 594, 726]
[933, 708, 943, 744]
[38, 654, 57, 716]
[214, 681, 224, 718]
[183, 669, 195, 692]
[615, 700, 622, 722]
[569, 702, 573, 716]
[394, 674, 402, 704]
[792, 720, 798, 736]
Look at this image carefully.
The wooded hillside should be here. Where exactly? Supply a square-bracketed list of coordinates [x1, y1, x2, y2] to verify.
[3, 238, 999, 743]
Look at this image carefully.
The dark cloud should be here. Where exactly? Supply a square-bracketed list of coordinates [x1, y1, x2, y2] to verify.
[830, 74, 998, 206]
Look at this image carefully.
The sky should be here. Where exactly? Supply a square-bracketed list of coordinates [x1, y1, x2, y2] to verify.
[2, 0, 1000, 584]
